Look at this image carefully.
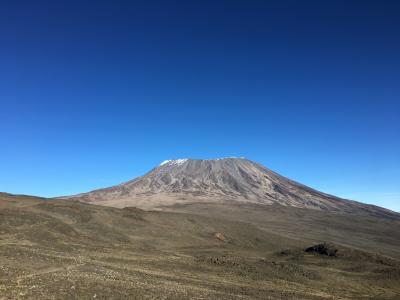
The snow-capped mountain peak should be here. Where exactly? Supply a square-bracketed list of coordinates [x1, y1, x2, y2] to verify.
[62, 157, 396, 219]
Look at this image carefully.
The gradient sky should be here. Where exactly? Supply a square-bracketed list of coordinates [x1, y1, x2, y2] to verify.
[0, 1, 399, 211]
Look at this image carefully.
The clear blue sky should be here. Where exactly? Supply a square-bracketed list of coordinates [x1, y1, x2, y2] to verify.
[0, 1, 399, 211]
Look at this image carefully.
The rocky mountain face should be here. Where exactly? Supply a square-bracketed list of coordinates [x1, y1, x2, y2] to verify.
[62, 158, 397, 218]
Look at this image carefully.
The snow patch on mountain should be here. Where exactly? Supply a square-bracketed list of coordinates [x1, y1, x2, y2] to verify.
[160, 157, 245, 166]
[160, 159, 188, 166]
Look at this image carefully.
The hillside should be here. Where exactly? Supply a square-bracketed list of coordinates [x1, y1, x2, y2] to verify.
[1, 193, 400, 299]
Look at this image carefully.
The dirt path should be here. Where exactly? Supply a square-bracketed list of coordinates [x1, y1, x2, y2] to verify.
[16, 263, 83, 283]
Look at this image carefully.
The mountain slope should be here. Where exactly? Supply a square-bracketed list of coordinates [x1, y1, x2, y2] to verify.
[2, 193, 400, 299]
[62, 158, 397, 218]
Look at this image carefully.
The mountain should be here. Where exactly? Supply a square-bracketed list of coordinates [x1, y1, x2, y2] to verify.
[62, 158, 397, 218]
[3, 160, 400, 298]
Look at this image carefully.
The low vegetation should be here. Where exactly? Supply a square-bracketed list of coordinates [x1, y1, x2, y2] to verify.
[0, 193, 399, 299]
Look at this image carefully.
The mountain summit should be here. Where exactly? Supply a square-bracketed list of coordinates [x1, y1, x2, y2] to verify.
[63, 158, 396, 218]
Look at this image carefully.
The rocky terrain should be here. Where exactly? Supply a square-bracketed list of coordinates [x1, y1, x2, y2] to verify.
[62, 158, 398, 219]
[1, 193, 400, 299]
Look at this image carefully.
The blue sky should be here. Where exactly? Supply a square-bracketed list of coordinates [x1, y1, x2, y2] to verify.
[0, 1, 399, 211]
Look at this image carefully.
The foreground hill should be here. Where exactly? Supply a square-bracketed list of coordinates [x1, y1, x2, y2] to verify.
[1, 193, 400, 299]
[61, 158, 398, 219]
